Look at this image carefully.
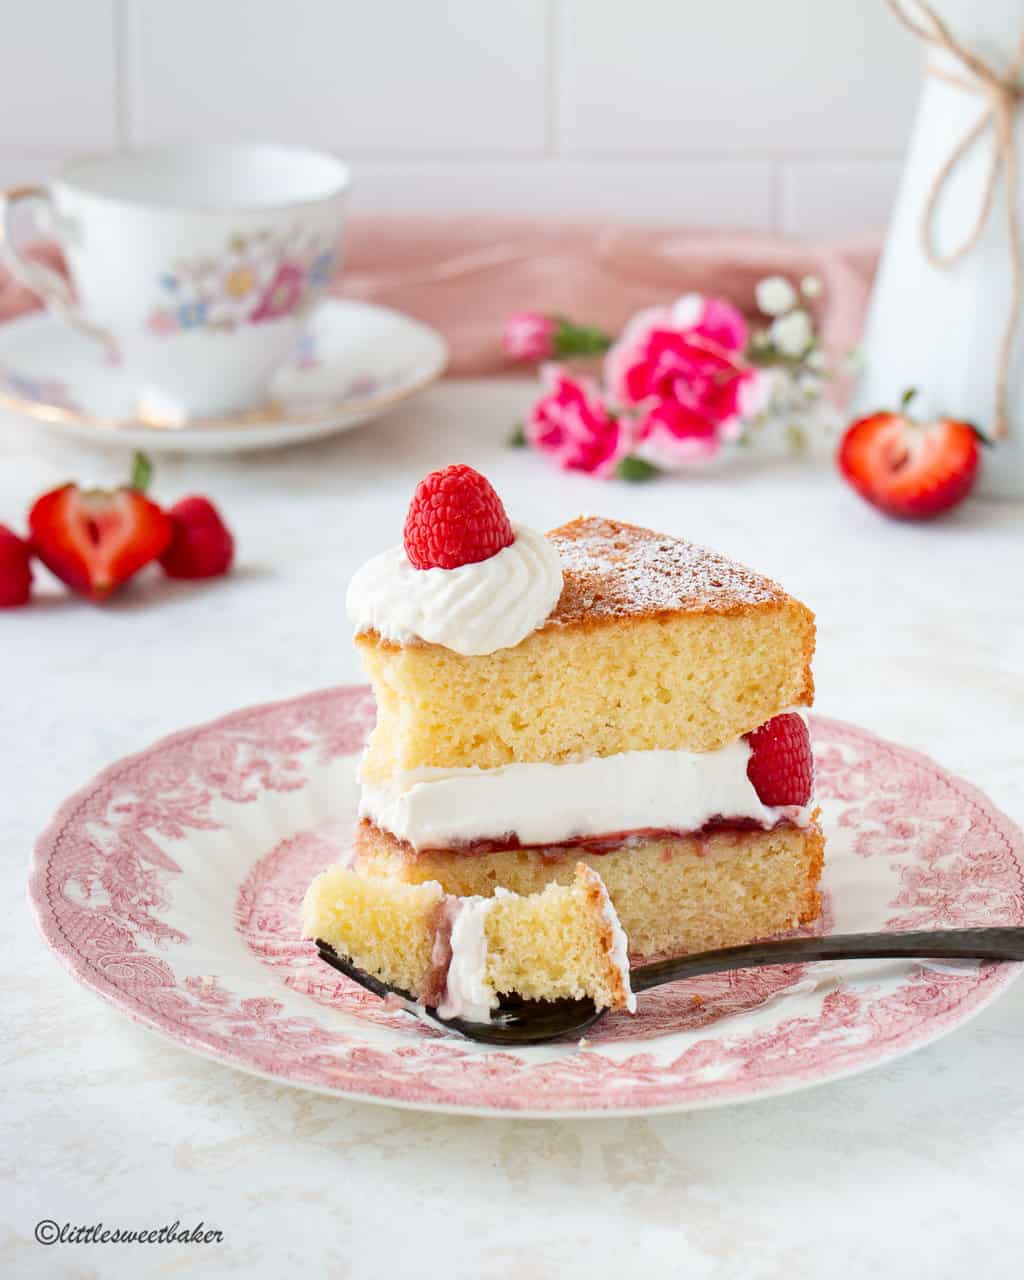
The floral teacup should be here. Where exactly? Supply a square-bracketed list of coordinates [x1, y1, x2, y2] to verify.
[0, 143, 349, 421]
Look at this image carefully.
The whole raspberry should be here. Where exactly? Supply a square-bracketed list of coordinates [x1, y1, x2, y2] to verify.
[0, 523, 33, 607]
[159, 497, 235, 580]
[745, 713, 813, 807]
[403, 465, 515, 570]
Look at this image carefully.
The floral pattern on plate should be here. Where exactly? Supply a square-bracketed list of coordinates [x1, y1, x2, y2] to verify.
[29, 689, 1024, 1116]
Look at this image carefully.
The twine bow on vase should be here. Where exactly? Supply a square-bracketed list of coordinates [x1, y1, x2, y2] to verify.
[887, 0, 1024, 440]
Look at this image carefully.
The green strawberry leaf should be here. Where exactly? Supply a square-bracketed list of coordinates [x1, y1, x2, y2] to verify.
[130, 451, 153, 493]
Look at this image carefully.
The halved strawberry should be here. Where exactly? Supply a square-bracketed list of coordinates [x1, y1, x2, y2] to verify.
[28, 453, 171, 601]
[838, 391, 979, 520]
[0, 524, 33, 608]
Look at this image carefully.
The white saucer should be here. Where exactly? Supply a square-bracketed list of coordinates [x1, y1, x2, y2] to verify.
[0, 299, 447, 453]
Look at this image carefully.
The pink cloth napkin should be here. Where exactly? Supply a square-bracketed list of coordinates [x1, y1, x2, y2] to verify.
[336, 216, 881, 382]
[0, 217, 880, 382]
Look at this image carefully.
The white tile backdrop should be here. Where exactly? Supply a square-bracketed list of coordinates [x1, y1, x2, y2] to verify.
[0, 0, 922, 235]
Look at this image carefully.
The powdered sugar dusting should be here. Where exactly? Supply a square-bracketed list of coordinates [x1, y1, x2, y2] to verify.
[544, 517, 787, 625]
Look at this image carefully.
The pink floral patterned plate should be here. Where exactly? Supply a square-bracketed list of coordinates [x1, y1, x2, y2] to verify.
[29, 688, 1024, 1117]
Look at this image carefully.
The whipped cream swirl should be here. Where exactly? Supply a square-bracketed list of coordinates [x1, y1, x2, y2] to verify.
[346, 523, 563, 656]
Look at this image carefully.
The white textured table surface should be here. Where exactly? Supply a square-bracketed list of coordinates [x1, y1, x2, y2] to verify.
[4, 381, 1024, 1279]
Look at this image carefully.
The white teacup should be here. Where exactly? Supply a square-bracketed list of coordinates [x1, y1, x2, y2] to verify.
[0, 142, 350, 421]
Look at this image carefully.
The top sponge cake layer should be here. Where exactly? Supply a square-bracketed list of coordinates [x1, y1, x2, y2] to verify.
[545, 517, 788, 627]
[357, 517, 815, 777]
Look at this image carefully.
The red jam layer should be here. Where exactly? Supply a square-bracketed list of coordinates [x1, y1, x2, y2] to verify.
[359, 815, 799, 861]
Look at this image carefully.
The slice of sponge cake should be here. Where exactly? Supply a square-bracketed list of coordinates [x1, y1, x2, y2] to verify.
[310, 467, 826, 1024]
[356, 517, 815, 782]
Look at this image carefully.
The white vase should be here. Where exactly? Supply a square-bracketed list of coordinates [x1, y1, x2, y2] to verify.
[854, 0, 1024, 497]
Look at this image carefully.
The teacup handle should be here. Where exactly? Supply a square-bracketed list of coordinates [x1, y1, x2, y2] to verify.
[0, 183, 116, 352]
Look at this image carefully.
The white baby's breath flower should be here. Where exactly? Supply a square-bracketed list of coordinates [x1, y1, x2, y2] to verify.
[800, 274, 823, 299]
[795, 371, 823, 402]
[805, 347, 826, 372]
[756, 366, 789, 411]
[669, 292, 703, 329]
[755, 276, 797, 317]
[770, 308, 813, 358]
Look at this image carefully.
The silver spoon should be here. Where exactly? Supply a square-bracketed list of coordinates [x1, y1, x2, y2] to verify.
[315, 927, 1024, 1046]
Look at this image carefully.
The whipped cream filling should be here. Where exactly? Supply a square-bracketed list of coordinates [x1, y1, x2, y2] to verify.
[346, 523, 563, 656]
[360, 717, 812, 851]
[433, 883, 635, 1022]
[436, 892, 507, 1021]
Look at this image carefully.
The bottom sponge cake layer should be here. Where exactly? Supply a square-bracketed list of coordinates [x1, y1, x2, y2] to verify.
[354, 819, 824, 960]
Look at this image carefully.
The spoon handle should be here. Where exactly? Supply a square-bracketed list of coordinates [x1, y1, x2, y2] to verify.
[629, 927, 1024, 994]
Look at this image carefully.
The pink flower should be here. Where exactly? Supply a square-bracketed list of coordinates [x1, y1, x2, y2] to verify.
[604, 293, 757, 463]
[503, 311, 557, 361]
[525, 367, 631, 477]
[636, 399, 723, 465]
[686, 295, 748, 352]
[147, 308, 178, 336]
[250, 261, 306, 323]
[636, 368, 767, 468]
